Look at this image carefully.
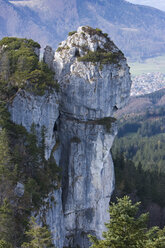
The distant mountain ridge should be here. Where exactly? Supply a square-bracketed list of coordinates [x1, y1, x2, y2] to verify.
[1, 0, 165, 59]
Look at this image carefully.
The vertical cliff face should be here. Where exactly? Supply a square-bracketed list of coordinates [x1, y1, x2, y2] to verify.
[8, 90, 59, 160]
[58, 117, 117, 247]
[7, 27, 131, 248]
[48, 26, 131, 247]
[7, 90, 65, 248]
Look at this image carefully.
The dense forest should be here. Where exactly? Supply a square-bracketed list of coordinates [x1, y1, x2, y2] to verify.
[112, 89, 165, 227]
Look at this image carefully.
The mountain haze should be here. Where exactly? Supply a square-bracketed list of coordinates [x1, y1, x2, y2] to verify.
[1, 0, 165, 58]
[127, 0, 165, 11]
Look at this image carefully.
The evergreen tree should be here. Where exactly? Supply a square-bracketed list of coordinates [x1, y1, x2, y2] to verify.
[0, 129, 11, 175]
[0, 240, 12, 248]
[90, 196, 148, 248]
[146, 226, 165, 248]
[21, 217, 54, 248]
[0, 199, 14, 244]
[89, 196, 165, 248]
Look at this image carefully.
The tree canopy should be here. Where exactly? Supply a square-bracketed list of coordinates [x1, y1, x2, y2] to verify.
[89, 196, 165, 248]
[21, 217, 54, 248]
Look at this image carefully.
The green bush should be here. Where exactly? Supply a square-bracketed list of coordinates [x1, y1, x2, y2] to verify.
[82, 26, 109, 39]
[103, 33, 108, 38]
[78, 49, 119, 65]
[0, 37, 40, 49]
[68, 31, 77, 36]
[0, 240, 12, 248]
[56, 47, 63, 52]
[21, 217, 54, 248]
[95, 28, 102, 33]
[0, 37, 59, 97]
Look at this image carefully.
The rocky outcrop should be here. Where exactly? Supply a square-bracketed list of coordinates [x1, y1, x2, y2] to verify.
[8, 90, 59, 160]
[43, 45, 55, 70]
[51, 26, 131, 247]
[8, 26, 131, 248]
[54, 26, 131, 120]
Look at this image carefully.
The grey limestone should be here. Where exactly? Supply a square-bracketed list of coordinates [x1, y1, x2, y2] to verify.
[8, 26, 131, 248]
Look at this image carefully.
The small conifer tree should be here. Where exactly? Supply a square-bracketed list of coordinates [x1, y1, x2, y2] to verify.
[89, 196, 165, 248]
[21, 217, 54, 248]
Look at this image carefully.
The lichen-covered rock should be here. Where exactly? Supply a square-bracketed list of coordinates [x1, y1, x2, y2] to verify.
[53, 26, 131, 120]
[44, 26, 132, 247]
[43, 45, 55, 70]
[14, 182, 25, 197]
[37, 189, 65, 248]
[8, 90, 59, 160]
[58, 115, 116, 247]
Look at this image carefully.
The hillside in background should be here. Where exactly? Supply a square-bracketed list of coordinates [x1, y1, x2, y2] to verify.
[127, 0, 165, 11]
[112, 88, 165, 227]
[1, 0, 165, 59]
[116, 88, 165, 116]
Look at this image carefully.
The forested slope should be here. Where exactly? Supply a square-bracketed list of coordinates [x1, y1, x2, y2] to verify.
[112, 88, 165, 227]
[0, 37, 59, 246]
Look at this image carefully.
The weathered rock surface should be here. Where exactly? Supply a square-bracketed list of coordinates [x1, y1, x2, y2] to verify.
[58, 115, 116, 247]
[14, 182, 25, 197]
[53, 26, 131, 120]
[8, 26, 131, 248]
[37, 189, 65, 248]
[8, 89, 64, 248]
[49, 26, 131, 247]
[8, 90, 59, 160]
[43, 45, 55, 70]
